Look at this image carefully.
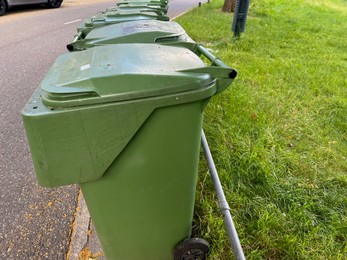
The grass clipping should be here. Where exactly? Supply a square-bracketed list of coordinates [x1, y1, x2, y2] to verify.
[176, 0, 347, 259]
[78, 248, 103, 260]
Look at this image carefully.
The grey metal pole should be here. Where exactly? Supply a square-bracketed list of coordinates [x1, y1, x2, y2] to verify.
[201, 130, 246, 260]
[232, 0, 250, 37]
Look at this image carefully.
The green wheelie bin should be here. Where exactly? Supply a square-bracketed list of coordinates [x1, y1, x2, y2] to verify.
[67, 20, 195, 51]
[76, 9, 169, 40]
[22, 44, 236, 259]
[120, 0, 168, 4]
[108, 5, 168, 14]
[114, 2, 169, 14]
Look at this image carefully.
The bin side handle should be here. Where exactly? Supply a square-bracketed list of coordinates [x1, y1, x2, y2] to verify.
[197, 44, 228, 68]
[67, 32, 84, 51]
[178, 44, 237, 94]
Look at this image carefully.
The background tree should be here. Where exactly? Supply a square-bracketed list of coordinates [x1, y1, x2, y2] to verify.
[222, 0, 236, 12]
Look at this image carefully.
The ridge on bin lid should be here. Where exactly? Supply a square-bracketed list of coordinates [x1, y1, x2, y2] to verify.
[40, 44, 214, 108]
[103, 8, 157, 16]
[107, 5, 168, 11]
[85, 20, 185, 41]
[106, 6, 168, 15]
[87, 10, 167, 21]
[86, 9, 154, 19]
[116, 2, 168, 7]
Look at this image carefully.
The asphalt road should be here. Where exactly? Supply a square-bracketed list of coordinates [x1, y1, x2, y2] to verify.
[0, 0, 205, 259]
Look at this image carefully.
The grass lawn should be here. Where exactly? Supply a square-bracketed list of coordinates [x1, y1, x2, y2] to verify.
[175, 0, 347, 258]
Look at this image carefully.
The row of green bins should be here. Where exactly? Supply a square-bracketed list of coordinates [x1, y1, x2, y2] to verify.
[23, 3, 237, 260]
[67, 20, 195, 51]
[76, 9, 169, 40]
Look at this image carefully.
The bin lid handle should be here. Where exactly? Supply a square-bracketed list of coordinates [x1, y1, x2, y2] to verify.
[178, 44, 237, 94]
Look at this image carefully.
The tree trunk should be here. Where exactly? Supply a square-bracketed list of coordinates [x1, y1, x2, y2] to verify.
[222, 0, 236, 12]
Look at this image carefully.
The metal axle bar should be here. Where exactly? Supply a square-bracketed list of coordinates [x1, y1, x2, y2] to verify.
[201, 130, 246, 260]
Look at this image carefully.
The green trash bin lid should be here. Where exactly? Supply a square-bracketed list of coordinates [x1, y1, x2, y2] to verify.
[77, 9, 169, 37]
[41, 44, 214, 108]
[105, 5, 168, 14]
[68, 20, 194, 51]
[115, 3, 168, 12]
[116, 2, 167, 7]
[91, 9, 168, 24]
[120, 0, 168, 3]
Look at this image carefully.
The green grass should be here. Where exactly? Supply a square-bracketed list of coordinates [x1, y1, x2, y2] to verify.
[175, 0, 347, 258]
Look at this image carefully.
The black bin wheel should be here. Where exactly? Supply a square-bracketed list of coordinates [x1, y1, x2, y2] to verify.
[173, 238, 210, 260]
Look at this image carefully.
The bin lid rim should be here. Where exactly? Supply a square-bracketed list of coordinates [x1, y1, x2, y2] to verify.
[40, 44, 214, 107]
[85, 20, 185, 40]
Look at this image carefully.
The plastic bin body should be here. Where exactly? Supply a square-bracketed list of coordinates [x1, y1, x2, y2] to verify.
[22, 43, 235, 259]
[68, 20, 195, 51]
[77, 10, 169, 38]
[81, 100, 206, 259]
